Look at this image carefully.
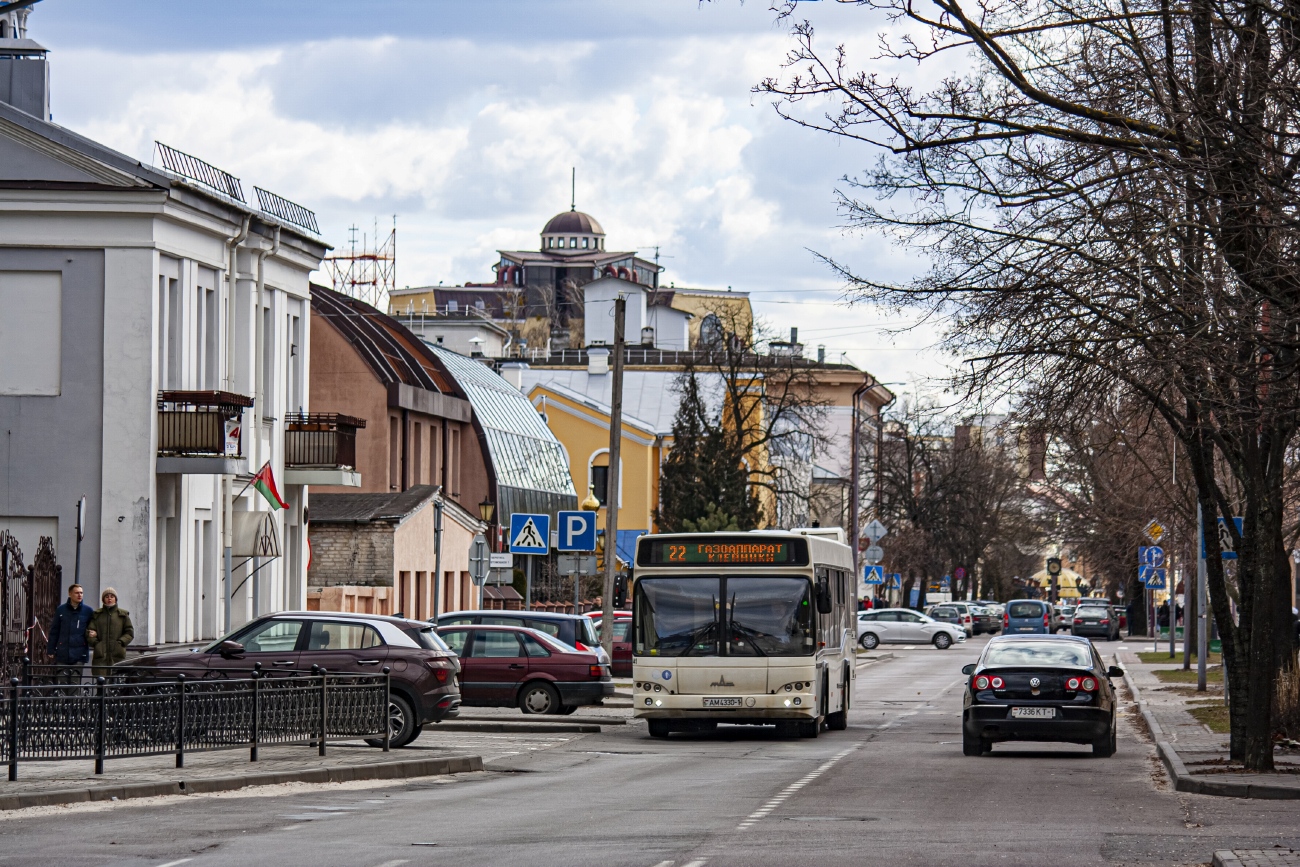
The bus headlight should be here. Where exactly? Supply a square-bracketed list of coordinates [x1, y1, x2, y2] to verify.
[745, 697, 756, 707]
[645, 698, 653, 706]
[793, 697, 802, 706]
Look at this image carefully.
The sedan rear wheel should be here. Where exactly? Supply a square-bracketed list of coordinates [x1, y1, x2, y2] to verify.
[933, 632, 953, 650]
[518, 681, 561, 715]
[1092, 718, 1117, 757]
[859, 632, 880, 650]
[962, 730, 984, 756]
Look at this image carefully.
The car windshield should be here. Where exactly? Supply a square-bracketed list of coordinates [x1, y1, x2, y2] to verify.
[1007, 602, 1044, 618]
[984, 641, 1093, 668]
[633, 576, 814, 658]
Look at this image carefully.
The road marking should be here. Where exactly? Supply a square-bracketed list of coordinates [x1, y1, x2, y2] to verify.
[650, 861, 675, 867]
[736, 744, 860, 831]
[372, 861, 410, 867]
[682, 861, 709, 867]
[155, 860, 193, 867]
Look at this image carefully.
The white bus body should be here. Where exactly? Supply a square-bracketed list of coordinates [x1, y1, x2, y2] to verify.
[631, 530, 856, 738]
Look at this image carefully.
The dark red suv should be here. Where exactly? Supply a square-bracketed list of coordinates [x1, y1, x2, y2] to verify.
[436, 625, 613, 715]
[118, 612, 461, 747]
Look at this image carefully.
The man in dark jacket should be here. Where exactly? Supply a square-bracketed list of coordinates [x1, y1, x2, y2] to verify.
[47, 583, 94, 681]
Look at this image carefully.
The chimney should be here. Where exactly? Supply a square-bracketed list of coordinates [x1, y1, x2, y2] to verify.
[817, 345, 826, 364]
[499, 362, 529, 392]
[0, 6, 50, 120]
[790, 327, 798, 344]
[587, 347, 610, 375]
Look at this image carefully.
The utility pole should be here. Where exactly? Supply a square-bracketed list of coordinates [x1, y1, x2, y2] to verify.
[600, 296, 626, 659]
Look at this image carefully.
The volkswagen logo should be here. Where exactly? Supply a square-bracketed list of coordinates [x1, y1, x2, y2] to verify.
[1029, 677, 1041, 688]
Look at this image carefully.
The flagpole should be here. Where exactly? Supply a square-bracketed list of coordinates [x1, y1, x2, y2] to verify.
[234, 461, 270, 500]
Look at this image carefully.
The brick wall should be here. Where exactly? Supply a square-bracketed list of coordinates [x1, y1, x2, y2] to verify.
[307, 522, 395, 588]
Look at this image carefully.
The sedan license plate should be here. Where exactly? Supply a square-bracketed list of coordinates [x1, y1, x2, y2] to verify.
[1011, 707, 1056, 719]
[703, 697, 743, 708]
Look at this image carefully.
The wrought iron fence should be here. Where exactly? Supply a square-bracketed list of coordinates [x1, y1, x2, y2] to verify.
[0, 534, 59, 672]
[2, 662, 389, 780]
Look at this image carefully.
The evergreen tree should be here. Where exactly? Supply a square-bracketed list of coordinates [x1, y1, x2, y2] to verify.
[657, 371, 761, 532]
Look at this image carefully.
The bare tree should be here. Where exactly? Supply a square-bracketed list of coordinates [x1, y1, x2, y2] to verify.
[758, 0, 1300, 770]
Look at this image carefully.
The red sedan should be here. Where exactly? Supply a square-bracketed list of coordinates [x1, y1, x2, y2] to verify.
[436, 625, 613, 715]
[586, 611, 633, 677]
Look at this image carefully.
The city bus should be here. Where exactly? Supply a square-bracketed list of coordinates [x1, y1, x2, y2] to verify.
[631, 529, 856, 738]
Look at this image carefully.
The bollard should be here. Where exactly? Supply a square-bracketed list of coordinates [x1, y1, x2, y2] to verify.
[94, 676, 107, 775]
[20, 656, 30, 688]
[314, 665, 327, 758]
[382, 666, 391, 753]
[250, 665, 261, 763]
[175, 674, 187, 769]
[7, 677, 19, 781]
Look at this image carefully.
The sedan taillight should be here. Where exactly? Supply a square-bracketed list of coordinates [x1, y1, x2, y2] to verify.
[1099, 619, 1110, 624]
[1067, 677, 1081, 690]
[1081, 676, 1098, 691]
[590, 664, 607, 678]
[974, 675, 990, 690]
[990, 676, 1004, 689]
[1074, 618, 1084, 625]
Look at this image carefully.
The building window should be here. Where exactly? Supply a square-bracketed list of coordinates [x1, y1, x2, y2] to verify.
[582, 237, 589, 249]
[389, 416, 400, 489]
[447, 299, 458, 313]
[591, 464, 609, 506]
[413, 422, 423, 484]
[569, 237, 577, 248]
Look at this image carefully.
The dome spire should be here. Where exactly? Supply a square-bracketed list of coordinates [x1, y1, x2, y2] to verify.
[570, 166, 576, 212]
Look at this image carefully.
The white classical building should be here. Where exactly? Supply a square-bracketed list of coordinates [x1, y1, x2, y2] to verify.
[0, 14, 340, 646]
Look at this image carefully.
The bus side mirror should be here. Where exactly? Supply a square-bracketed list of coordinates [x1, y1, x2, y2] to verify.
[815, 580, 833, 615]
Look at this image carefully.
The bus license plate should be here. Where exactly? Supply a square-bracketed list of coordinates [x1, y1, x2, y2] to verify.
[1010, 707, 1055, 719]
[703, 697, 743, 708]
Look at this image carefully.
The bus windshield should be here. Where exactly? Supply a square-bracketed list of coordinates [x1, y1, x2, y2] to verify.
[634, 576, 814, 658]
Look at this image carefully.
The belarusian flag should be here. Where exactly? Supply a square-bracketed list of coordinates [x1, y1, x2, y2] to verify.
[251, 462, 288, 510]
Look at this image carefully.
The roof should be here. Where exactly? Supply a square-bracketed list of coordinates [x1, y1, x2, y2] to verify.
[521, 368, 725, 436]
[497, 249, 650, 267]
[310, 485, 441, 525]
[312, 284, 454, 393]
[543, 210, 604, 235]
[424, 344, 577, 518]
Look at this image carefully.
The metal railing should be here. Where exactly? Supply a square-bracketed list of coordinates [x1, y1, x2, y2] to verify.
[157, 391, 254, 457]
[3, 662, 389, 780]
[284, 413, 367, 469]
[254, 186, 321, 235]
[154, 142, 246, 203]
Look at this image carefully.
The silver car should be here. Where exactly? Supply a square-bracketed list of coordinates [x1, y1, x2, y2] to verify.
[857, 608, 969, 650]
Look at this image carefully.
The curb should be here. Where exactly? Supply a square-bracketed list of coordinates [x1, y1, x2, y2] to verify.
[1121, 656, 1300, 800]
[452, 714, 627, 726]
[1212, 853, 1244, 867]
[432, 721, 601, 734]
[0, 754, 483, 812]
[856, 652, 896, 670]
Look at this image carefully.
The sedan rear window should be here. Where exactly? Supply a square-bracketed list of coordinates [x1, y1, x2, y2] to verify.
[985, 642, 1092, 668]
[1007, 602, 1045, 618]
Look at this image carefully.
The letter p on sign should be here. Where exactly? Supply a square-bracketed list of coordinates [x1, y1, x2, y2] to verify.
[556, 510, 597, 552]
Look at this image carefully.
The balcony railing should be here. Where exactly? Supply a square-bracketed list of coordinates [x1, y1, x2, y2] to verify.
[157, 391, 254, 457]
[285, 413, 367, 470]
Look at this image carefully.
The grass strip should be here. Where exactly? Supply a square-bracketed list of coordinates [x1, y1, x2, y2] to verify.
[1153, 666, 1223, 684]
[1138, 651, 1221, 665]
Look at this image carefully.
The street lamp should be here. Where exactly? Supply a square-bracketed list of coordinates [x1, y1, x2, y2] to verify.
[478, 498, 495, 524]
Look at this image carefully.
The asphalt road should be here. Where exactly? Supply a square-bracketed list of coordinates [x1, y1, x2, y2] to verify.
[3, 635, 1299, 867]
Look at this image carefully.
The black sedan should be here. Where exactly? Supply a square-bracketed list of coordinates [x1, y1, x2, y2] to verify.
[961, 634, 1123, 757]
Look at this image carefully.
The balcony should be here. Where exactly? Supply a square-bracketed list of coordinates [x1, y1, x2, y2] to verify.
[156, 390, 254, 475]
[283, 412, 366, 487]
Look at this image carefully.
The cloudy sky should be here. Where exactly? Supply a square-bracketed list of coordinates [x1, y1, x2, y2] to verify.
[31, 0, 951, 396]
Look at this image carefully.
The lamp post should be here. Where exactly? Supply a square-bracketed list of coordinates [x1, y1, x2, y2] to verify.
[477, 498, 495, 610]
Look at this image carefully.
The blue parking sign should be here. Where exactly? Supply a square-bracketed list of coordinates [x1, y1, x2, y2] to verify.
[509, 513, 550, 554]
[556, 511, 597, 551]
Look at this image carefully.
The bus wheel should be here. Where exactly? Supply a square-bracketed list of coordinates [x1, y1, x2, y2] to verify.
[798, 719, 820, 738]
[826, 673, 849, 731]
[775, 721, 799, 738]
[648, 719, 671, 738]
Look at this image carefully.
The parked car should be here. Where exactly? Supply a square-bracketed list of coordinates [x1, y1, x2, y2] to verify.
[1058, 603, 1077, 632]
[436, 624, 614, 714]
[857, 608, 967, 650]
[927, 604, 971, 636]
[1072, 602, 1122, 641]
[975, 600, 1006, 619]
[962, 634, 1123, 756]
[1003, 599, 1053, 635]
[435, 610, 611, 667]
[116, 611, 461, 748]
[585, 611, 632, 677]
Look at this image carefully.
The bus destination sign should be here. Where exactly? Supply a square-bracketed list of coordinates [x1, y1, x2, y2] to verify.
[641, 537, 808, 566]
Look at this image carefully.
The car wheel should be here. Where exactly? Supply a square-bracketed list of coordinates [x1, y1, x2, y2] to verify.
[1092, 722, 1117, 757]
[859, 632, 880, 650]
[962, 731, 983, 756]
[648, 719, 671, 739]
[518, 681, 562, 715]
[365, 694, 417, 748]
[933, 633, 952, 650]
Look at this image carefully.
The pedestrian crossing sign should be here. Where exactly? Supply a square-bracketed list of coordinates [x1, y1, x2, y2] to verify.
[864, 565, 884, 584]
[509, 513, 551, 554]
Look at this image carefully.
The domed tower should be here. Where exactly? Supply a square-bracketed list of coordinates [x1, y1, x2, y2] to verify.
[0, 1, 49, 121]
[540, 209, 605, 253]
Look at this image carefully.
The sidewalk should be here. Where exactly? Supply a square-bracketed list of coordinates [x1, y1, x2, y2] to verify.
[0, 741, 482, 811]
[1117, 643, 1300, 799]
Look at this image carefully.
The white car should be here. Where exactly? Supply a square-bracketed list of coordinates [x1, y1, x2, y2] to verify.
[856, 608, 968, 650]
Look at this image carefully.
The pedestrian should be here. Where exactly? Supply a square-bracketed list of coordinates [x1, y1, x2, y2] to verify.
[86, 587, 133, 679]
[46, 583, 94, 683]
[1157, 599, 1170, 629]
